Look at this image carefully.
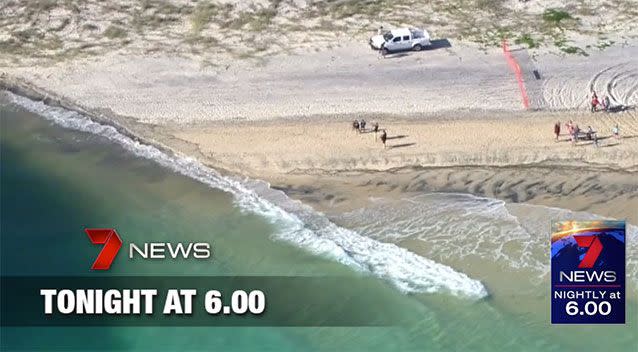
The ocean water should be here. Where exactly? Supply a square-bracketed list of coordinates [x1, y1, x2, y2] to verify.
[1, 92, 637, 351]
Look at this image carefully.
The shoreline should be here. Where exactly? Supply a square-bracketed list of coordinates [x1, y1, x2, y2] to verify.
[2, 77, 637, 225]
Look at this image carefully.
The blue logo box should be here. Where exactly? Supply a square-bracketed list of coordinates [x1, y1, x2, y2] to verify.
[551, 220, 625, 324]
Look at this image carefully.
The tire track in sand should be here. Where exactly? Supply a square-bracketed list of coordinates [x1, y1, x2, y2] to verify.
[586, 63, 638, 135]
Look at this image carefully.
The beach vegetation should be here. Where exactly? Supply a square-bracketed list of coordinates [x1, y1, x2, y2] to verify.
[574, 3, 596, 17]
[12, 29, 40, 42]
[313, 0, 394, 19]
[50, 18, 70, 32]
[226, 12, 255, 30]
[553, 37, 587, 56]
[51, 47, 92, 63]
[560, 45, 588, 56]
[515, 34, 538, 49]
[190, 2, 221, 34]
[42, 36, 63, 51]
[596, 40, 615, 50]
[0, 38, 28, 56]
[236, 51, 255, 60]
[250, 5, 280, 32]
[185, 34, 219, 47]
[82, 23, 99, 32]
[542, 9, 573, 26]
[26, 0, 57, 12]
[104, 25, 128, 40]
[132, 0, 184, 32]
[0, 0, 629, 66]
[224, 0, 281, 32]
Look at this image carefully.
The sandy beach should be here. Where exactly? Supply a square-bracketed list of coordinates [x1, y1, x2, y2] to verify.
[1, 0, 637, 262]
[2, 38, 637, 225]
[147, 114, 637, 224]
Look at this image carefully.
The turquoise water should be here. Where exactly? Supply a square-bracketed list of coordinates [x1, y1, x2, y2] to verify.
[1, 94, 637, 351]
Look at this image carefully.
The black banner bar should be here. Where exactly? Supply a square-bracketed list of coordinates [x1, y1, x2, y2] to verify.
[1, 276, 400, 327]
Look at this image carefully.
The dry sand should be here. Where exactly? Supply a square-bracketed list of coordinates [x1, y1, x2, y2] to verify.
[156, 112, 638, 177]
[5, 43, 638, 122]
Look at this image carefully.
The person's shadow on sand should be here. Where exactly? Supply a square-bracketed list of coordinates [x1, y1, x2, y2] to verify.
[389, 142, 416, 149]
[386, 134, 408, 140]
[576, 134, 637, 147]
[607, 105, 635, 113]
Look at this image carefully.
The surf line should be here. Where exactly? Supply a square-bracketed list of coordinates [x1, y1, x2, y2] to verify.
[502, 39, 531, 109]
[6, 92, 489, 300]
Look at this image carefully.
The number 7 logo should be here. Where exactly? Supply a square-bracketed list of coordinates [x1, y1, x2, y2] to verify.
[574, 235, 603, 269]
[85, 228, 122, 270]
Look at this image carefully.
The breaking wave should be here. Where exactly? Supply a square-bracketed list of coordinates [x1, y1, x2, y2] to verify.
[5, 92, 488, 299]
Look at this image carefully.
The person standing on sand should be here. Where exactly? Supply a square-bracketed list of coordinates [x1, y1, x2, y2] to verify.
[380, 130, 387, 148]
[612, 124, 620, 140]
[574, 125, 580, 145]
[379, 42, 386, 58]
[554, 121, 561, 141]
[373, 122, 379, 140]
[591, 92, 599, 113]
[570, 125, 579, 146]
[565, 120, 574, 142]
[360, 119, 366, 132]
[586, 126, 594, 140]
[352, 120, 359, 132]
[603, 95, 611, 112]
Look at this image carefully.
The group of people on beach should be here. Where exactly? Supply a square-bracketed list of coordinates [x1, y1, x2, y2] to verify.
[590, 91, 612, 113]
[550, 90, 623, 146]
[554, 120, 620, 147]
[352, 119, 387, 147]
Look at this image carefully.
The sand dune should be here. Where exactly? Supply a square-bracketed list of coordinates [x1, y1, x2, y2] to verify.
[2, 0, 636, 67]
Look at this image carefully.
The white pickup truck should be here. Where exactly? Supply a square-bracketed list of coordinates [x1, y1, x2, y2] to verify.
[369, 27, 431, 54]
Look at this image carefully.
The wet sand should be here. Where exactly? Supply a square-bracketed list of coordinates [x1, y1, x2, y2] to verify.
[272, 166, 638, 224]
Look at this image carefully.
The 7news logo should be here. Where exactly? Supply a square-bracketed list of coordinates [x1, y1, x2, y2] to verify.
[85, 228, 211, 270]
[559, 234, 616, 283]
[550, 220, 626, 324]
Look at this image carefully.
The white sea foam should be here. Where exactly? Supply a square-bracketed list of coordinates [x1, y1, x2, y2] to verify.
[6, 92, 488, 299]
[336, 193, 638, 287]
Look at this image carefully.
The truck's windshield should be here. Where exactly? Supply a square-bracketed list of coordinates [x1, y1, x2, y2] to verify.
[383, 32, 393, 41]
